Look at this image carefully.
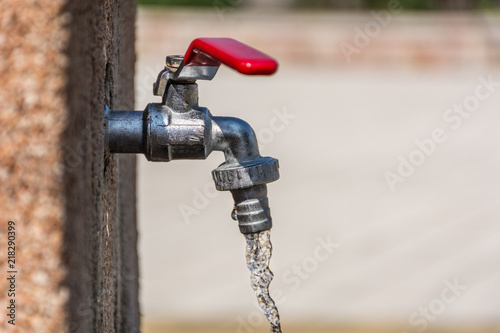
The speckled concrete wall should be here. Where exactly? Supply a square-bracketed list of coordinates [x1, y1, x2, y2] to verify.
[0, 0, 138, 332]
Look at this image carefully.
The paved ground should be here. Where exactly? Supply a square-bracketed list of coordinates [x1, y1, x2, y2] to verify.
[136, 8, 500, 332]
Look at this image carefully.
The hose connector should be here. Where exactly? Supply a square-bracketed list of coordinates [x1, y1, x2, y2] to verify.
[212, 157, 279, 234]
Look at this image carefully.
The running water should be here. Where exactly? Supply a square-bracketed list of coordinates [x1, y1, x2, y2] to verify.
[244, 230, 282, 333]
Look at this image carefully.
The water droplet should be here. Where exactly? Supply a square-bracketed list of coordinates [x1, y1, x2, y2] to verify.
[231, 208, 238, 221]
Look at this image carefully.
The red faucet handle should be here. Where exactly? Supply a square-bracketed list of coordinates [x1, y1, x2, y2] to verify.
[183, 38, 278, 76]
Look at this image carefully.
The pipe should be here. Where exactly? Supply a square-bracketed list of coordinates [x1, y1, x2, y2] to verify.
[104, 108, 144, 154]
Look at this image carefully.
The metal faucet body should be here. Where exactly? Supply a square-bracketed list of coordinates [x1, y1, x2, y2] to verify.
[105, 81, 279, 234]
[105, 38, 280, 234]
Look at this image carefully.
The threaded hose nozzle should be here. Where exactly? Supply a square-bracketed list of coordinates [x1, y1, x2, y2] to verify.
[231, 185, 272, 234]
[212, 156, 279, 234]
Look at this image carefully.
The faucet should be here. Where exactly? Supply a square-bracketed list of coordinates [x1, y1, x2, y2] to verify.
[104, 38, 280, 234]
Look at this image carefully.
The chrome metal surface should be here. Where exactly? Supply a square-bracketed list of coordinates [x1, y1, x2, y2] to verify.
[152, 67, 173, 98]
[174, 64, 219, 81]
[166, 55, 183, 69]
[210, 116, 260, 164]
[231, 185, 272, 234]
[212, 157, 279, 191]
[153, 56, 219, 99]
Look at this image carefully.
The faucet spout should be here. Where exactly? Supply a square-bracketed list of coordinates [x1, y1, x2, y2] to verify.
[209, 116, 279, 234]
[211, 116, 260, 164]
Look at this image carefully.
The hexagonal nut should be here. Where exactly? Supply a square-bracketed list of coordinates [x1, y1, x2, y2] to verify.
[212, 157, 280, 191]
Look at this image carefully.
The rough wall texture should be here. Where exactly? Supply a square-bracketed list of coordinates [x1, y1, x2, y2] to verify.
[0, 0, 138, 332]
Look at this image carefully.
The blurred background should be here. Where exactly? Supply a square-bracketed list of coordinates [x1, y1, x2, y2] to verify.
[135, 0, 500, 332]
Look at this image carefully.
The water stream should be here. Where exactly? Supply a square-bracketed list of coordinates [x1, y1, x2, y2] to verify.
[244, 230, 282, 333]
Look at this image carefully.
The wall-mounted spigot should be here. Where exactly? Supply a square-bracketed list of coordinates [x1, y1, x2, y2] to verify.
[105, 38, 280, 234]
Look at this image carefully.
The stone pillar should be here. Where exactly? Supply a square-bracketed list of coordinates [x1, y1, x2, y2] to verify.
[0, 0, 139, 332]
